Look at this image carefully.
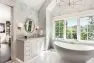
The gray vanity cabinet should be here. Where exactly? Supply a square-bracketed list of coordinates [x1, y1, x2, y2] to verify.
[16, 37, 45, 62]
[16, 39, 24, 61]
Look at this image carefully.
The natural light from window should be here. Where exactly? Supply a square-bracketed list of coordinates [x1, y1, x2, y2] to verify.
[66, 18, 77, 39]
[55, 16, 94, 41]
[80, 16, 94, 40]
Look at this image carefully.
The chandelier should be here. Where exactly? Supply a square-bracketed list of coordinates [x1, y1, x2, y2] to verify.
[57, 0, 83, 8]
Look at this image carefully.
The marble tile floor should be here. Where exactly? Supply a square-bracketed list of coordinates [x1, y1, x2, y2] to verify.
[27, 51, 94, 63]
[6, 60, 20, 63]
[7, 51, 94, 63]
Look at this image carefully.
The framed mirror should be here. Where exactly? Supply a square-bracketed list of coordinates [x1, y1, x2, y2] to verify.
[24, 18, 35, 33]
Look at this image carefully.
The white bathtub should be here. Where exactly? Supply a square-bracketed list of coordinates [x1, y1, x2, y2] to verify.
[54, 41, 94, 63]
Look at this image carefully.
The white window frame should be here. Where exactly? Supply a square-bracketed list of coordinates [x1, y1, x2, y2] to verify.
[53, 12, 94, 42]
[79, 16, 94, 42]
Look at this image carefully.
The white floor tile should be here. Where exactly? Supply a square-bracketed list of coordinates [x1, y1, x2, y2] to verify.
[29, 51, 94, 63]
[7, 51, 94, 63]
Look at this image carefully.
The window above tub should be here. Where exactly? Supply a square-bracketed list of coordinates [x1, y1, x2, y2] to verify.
[54, 16, 94, 41]
[80, 16, 94, 40]
[55, 20, 64, 38]
[66, 18, 77, 39]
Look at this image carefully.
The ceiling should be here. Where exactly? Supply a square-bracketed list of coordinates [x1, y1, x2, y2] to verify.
[0, 0, 15, 6]
[52, 0, 94, 16]
[19, 0, 45, 11]
[0, 0, 46, 10]
[1, 0, 94, 17]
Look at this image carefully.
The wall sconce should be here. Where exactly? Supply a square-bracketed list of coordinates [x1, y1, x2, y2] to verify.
[35, 26, 39, 31]
[17, 23, 23, 30]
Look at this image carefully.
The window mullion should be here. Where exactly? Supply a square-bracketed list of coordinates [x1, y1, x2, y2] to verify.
[87, 21, 89, 40]
[64, 19, 66, 39]
[77, 17, 80, 41]
[71, 30, 72, 39]
[58, 21, 60, 37]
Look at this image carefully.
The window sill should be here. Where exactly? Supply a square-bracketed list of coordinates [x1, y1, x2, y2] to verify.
[54, 38, 94, 44]
[79, 40, 94, 44]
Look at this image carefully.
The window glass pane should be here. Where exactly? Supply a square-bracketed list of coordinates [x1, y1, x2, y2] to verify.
[72, 32, 77, 39]
[55, 21, 59, 27]
[55, 27, 59, 32]
[60, 33, 63, 38]
[88, 16, 94, 25]
[80, 16, 94, 40]
[60, 20, 64, 26]
[80, 17, 89, 40]
[80, 17, 89, 26]
[66, 18, 77, 39]
[55, 33, 59, 38]
[66, 32, 77, 39]
[81, 32, 87, 40]
[88, 33, 94, 40]
[55, 20, 64, 38]
[88, 16, 94, 33]
[60, 27, 64, 32]
[66, 32, 71, 39]
[80, 17, 89, 32]
[88, 25, 94, 32]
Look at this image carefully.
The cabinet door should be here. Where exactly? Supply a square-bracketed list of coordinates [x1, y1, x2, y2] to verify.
[31, 39, 38, 57]
[24, 40, 32, 61]
[36, 38, 45, 54]
[24, 37, 45, 62]
[16, 40, 24, 62]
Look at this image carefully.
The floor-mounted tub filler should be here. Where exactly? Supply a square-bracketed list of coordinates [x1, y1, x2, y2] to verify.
[54, 41, 94, 63]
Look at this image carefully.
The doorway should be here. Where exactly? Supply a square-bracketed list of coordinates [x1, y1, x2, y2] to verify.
[0, 3, 12, 63]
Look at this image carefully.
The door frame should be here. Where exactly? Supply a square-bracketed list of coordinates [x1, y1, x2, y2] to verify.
[0, 2, 16, 61]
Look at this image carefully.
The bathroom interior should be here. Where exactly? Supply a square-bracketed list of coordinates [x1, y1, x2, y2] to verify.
[0, 0, 94, 63]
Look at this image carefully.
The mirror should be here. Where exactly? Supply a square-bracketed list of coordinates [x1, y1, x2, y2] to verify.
[24, 18, 35, 33]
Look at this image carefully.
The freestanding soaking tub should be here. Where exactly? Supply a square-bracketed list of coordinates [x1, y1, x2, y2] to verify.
[54, 41, 94, 63]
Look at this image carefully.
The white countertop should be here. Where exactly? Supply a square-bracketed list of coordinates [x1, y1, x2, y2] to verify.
[16, 37, 45, 41]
